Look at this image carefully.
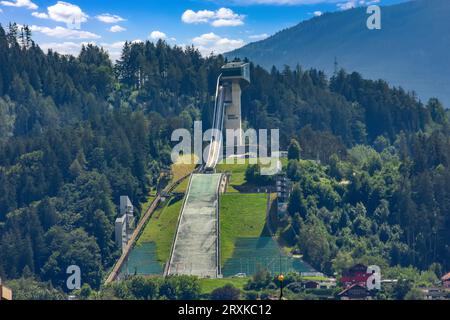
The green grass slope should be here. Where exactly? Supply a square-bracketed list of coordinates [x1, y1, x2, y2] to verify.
[220, 193, 268, 266]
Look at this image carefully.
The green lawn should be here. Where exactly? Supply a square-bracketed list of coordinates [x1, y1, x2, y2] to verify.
[136, 196, 183, 264]
[220, 193, 268, 266]
[171, 154, 197, 183]
[173, 176, 190, 193]
[216, 157, 288, 192]
[216, 162, 248, 192]
[199, 277, 249, 294]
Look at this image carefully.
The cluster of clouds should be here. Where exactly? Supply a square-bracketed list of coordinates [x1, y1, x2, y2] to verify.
[3, 1, 128, 35]
[337, 0, 380, 10]
[180, 7, 250, 55]
[0, 0, 380, 61]
[30, 25, 100, 39]
[0, 1, 262, 59]
[192, 32, 245, 56]
[0, 0, 131, 59]
[182, 8, 245, 27]
[1, 0, 37, 10]
[31, 1, 88, 25]
[96, 13, 127, 33]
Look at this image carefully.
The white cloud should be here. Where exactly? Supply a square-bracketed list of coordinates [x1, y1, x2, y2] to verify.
[1, 0, 37, 10]
[182, 8, 244, 27]
[248, 33, 269, 40]
[192, 32, 245, 56]
[109, 25, 126, 33]
[47, 1, 88, 26]
[313, 10, 323, 16]
[149, 30, 167, 40]
[337, 1, 356, 10]
[182, 9, 215, 24]
[337, 0, 379, 10]
[96, 13, 125, 24]
[30, 25, 100, 39]
[212, 18, 243, 27]
[32, 11, 49, 19]
[29, 2, 89, 28]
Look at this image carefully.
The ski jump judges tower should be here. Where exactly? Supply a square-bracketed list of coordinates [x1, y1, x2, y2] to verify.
[220, 62, 251, 147]
[204, 62, 251, 171]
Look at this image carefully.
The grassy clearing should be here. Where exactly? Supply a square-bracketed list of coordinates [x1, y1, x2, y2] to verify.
[301, 275, 329, 282]
[137, 196, 183, 263]
[171, 154, 198, 183]
[173, 176, 190, 193]
[220, 193, 268, 266]
[199, 277, 249, 294]
[216, 162, 248, 192]
[216, 157, 288, 192]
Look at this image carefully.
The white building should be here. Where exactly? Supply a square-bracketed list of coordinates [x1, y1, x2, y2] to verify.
[115, 196, 135, 251]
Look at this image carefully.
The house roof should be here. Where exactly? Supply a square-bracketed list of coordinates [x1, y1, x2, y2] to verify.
[338, 283, 367, 296]
[441, 272, 450, 281]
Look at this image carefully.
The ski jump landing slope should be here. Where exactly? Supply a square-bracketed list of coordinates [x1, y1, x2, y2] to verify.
[167, 173, 222, 278]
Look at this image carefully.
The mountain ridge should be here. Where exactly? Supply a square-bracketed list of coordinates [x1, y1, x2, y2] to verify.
[226, 0, 450, 107]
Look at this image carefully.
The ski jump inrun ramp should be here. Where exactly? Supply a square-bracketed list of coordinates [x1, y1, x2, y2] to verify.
[166, 73, 227, 278]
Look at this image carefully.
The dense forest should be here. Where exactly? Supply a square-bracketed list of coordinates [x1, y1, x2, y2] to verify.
[0, 23, 449, 293]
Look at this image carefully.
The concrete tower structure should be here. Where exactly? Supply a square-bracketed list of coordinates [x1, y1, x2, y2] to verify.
[115, 196, 135, 251]
[220, 62, 250, 147]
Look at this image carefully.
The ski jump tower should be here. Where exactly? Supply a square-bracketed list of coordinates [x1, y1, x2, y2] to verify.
[220, 62, 251, 147]
[205, 62, 250, 171]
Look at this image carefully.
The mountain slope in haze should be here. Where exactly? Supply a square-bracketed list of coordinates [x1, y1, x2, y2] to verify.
[226, 0, 450, 106]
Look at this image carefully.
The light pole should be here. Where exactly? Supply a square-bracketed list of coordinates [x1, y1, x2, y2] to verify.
[278, 274, 284, 300]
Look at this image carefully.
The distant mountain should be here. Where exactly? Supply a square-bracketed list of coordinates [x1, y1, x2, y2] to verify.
[226, 0, 450, 107]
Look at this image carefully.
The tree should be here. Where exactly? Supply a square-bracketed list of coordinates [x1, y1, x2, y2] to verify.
[297, 218, 331, 271]
[245, 269, 272, 291]
[41, 227, 103, 289]
[210, 284, 241, 300]
[288, 139, 301, 160]
[404, 287, 425, 300]
[288, 184, 306, 218]
[6, 277, 66, 300]
[37, 197, 58, 231]
[393, 279, 413, 300]
[159, 276, 200, 300]
[128, 276, 159, 300]
[332, 251, 354, 274]
[78, 283, 92, 300]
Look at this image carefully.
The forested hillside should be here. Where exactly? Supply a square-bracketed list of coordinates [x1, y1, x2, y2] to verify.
[0, 23, 449, 292]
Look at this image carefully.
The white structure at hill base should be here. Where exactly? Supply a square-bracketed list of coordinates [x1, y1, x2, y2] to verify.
[115, 196, 135, 251]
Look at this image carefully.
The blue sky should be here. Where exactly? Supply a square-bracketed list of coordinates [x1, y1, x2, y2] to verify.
[0, 0, 407, 60]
